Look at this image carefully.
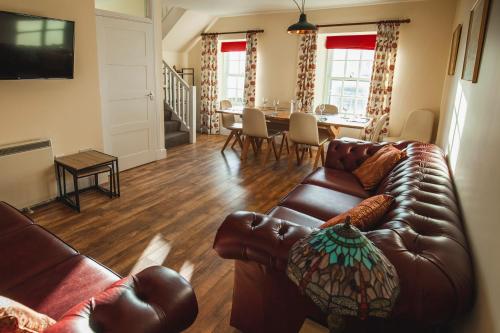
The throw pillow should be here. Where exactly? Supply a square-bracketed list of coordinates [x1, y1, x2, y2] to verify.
[320, 194, 394, 230]
[353, 145, 406, 190]
[0, 296, 55, 333]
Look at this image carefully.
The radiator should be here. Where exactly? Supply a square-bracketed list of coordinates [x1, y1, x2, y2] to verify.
[0, 139, 56, 209]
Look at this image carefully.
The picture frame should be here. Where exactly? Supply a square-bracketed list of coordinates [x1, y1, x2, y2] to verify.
[447, 24, 462, 75]
[462, 0, 490, 83]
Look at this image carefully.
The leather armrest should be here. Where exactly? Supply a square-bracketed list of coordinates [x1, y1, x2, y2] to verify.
[325, 139, 412, 172]
[45, 266, 198, 333]
[213, 211, 313, 272]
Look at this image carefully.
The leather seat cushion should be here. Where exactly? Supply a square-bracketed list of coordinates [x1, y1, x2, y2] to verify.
[302, 167, 371, 198]
[0, 202, 34, 235]
[268, 206, 323, 228]
[0, 225, 77, 291]
[278, 184, 363, 221]
[4, 255, 119, 320]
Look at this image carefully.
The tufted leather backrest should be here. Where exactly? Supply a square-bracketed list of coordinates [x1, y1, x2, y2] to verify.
[327, 141, 474, 325]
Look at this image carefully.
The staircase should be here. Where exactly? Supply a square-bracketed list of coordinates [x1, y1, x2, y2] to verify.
[163, 61, 196, 148]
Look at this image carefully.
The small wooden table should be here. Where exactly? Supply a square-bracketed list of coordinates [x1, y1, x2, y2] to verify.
[216, 108, 372, 139]
[54, 150, 120, 212]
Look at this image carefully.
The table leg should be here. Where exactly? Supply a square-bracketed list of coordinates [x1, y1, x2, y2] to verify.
[114, 160, 121, 197]
[72, 171, 80, 212]
[109, 166, 114, 198]
[55, 164, 62, 199]
[62, 168, 67, 197]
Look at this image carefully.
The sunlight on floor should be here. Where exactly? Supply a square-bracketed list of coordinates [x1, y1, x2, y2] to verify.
[130, 234, 171, 275]
[179, 261, 195, 282]
[447, 82, 468, 171]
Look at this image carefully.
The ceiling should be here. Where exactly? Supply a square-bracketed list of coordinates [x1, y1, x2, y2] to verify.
[163, 0, 419, 16]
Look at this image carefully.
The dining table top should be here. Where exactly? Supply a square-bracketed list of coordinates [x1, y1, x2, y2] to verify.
[216, 107, 372, 130]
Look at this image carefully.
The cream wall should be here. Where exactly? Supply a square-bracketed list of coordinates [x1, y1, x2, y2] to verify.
[95, 0, 146, 18]
[187, 0, 456, 137]
[437, 0, 500, 331]
[0, 0, 103, 157]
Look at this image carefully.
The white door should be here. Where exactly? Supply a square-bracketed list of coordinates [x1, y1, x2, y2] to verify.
[96, 14, 157, 171]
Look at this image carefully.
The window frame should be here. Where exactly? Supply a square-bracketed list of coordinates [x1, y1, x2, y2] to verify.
[322, 44, 375, 116]
[219, 47, 246, 106]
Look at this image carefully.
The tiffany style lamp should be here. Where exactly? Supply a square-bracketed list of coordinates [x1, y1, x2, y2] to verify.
[287, 217, 400, 331]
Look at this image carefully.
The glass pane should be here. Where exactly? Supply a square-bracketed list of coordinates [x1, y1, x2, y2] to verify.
[355, 98, 368, 115]
[332, 49, 347, 60]
[362, 50, 375, 60]
[342, 81, 357, 97]
[95, 0, 147, 17]
[357, 81, 370, 97]
[359, 61, 373, 79]
[330, 96, 341, 108]
[228, 62, 239, 75]
[237, 77, 245, 90]
[227, 89, 237, 98]
[347, 49, 361, 60]
[227, 76, 237, 89]
[345, 61, 359, 78]
[330, 80, 343, 96]
[331, 61, 345, 77]
[239, 60, 246, 74]
[341, 97, 356, 113]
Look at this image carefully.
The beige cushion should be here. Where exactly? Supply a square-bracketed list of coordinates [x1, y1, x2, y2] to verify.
[0, 296, 55, 333]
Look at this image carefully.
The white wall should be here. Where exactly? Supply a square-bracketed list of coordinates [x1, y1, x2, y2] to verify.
[187, 0, 456, 138]
[437, 0, 500, 331]
[95, 0, 146, 17]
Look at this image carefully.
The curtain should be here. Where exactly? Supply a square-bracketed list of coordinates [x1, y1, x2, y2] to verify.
[200, 34, 219, 134]
[295, 31, 317, 112]
[363, 23, 400, 139]
[244, 32, 258, 107]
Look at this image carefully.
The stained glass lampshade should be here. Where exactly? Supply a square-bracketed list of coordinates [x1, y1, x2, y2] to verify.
[287, 217, 400, 327]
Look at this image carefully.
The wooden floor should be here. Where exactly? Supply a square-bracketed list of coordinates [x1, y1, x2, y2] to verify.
[32, 135, 318, 333]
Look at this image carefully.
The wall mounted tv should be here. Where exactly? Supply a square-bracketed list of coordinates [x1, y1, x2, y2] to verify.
[0, 11, 75, 80]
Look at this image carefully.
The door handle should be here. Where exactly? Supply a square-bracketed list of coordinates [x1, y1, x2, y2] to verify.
[146, 91, 154, 101]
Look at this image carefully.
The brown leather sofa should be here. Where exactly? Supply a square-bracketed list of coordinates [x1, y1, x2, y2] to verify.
[0, 201, 198, 333]
[214, 140, 474, 333]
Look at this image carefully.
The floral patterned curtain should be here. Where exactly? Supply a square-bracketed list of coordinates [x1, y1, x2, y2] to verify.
[244, 32, 258, 107]
[363, 23, 400, 139]
[200, 34, 219, 134]
[295, 31, 318, 112]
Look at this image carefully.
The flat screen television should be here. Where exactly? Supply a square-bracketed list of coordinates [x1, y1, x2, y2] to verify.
[0, 11, 75, 80]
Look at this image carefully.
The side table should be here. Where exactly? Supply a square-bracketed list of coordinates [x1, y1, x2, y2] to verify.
[54, 150, 120, 212]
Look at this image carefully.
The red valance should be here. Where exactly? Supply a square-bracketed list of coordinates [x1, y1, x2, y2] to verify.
[325, 35, 376, 50]
[221, 41, 247, 52]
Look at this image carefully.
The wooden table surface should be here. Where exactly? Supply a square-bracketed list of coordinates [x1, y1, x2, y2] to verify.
[55, 150, 117, 171]
[217, 107, 372, 130]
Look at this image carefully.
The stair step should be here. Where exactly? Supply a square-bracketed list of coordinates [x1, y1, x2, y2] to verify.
[165, 109, 172, 121]
[165, 131, 189, 148]
[164, 120, 180, 133]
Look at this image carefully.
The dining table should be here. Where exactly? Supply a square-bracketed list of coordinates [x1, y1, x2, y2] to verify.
[216, 107, 373, 139]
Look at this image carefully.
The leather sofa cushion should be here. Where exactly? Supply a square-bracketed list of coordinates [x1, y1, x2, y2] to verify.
[0, 225, 77, 291]
[0, 202, 34, 235]
[302, 167, 370, 198]
[4, 255, 119, 320]
[268, 206, 323, 229]
[278, 184, 363, 221]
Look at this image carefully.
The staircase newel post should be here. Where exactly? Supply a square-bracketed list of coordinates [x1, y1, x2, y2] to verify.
[190, 86, 197, 144]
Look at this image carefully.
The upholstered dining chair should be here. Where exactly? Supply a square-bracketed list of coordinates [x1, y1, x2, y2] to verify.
[314, 104, 339, 115]
[369, 113, 390, 142]
[220, 100, 243, 152]
[383, 109, 434, 143]
[241, 108, 284, 164]
[288, 112, 329, 169]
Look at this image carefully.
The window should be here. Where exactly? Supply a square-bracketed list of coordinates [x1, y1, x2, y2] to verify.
[323, 35, 375, 115]
[219, 41, 246, 107]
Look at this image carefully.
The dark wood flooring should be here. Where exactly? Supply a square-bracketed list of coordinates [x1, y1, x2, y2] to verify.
[32, 134, 317, 333]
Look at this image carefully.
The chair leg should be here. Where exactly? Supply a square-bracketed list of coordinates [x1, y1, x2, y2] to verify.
[308, 146, 313, 158]
[241, 136, 251, 161]
[235, 131, 244, 149]
[295, 144, 301, 166]
[288, 143, 295, 170]
[313, 146, 322, 169]
[285, 135, 290, 154]
[320, 144, 326, 166]
[221, 131, 234, 152]
[251, 138, 257, 154]
[263, 138, 273, 165]
[271, 137, 279, 160]
[299, 145, 306, 165]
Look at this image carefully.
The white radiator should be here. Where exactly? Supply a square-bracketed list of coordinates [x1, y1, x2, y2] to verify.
[0, 139, 56, 209]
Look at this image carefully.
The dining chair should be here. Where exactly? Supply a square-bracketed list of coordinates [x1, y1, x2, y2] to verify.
[383, 109, 434, 143]
[220, 100, 243, 152]
[241, 108, 284, 164]
[315, 104, 339, 115]
[369, 113, 390, 142]
[288, 112, 329, 169]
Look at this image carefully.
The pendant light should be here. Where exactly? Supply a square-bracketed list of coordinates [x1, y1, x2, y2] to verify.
[287, 0, 317, 34]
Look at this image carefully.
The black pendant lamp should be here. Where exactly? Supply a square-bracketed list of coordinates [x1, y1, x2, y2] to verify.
[287, 0, 317, 34]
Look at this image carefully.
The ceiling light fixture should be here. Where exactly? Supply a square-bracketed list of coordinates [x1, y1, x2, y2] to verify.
[287, 0, 318, 34]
